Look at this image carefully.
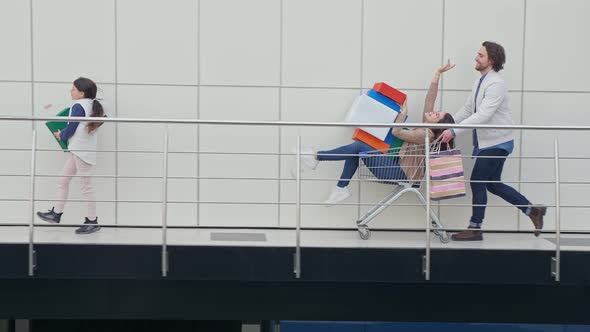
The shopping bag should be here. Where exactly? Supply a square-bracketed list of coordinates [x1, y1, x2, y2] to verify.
[429, 144, 466, 201]
[45, 108, 69, 151]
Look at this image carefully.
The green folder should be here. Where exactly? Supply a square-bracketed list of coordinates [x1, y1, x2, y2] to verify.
[387, 128, 407, 160]
[387, 136, 405, 160]
[45, 107, 70, 151]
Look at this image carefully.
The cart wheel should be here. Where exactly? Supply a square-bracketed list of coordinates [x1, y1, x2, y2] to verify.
[358, 226, 371, 240]
[438, 232, 450, 243]
[431, 221, 442, 237]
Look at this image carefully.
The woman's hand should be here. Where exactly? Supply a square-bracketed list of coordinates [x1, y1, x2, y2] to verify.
[53, 130, 61, 140]
[394, 100, 408, 124]
[400, 100, 408, 118]
[437, 59, 456, 74]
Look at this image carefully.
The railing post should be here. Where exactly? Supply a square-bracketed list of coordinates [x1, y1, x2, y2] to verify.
[552, 138, 561, 282]
[161, 129, 169, 277]
[28, 130, 37, 276]
[423, 131, 431, 280]
[294, 136, 302, 279]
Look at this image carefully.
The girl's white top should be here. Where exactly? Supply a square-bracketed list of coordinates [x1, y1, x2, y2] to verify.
[67, 98, 98, 165]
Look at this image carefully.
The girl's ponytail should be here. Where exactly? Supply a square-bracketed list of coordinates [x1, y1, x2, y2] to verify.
[87, 99, 104, 133]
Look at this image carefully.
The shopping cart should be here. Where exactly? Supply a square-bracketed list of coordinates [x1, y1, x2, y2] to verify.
[356, 143, 450, 243]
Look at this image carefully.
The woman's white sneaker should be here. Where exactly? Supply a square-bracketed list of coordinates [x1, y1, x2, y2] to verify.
[291, 145, 319, 178]
[300, 146, 319, 170]
[324, 186, 351, 205]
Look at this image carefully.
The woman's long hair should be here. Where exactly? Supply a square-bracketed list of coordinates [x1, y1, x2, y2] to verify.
[431, 113, 455, 150]
[73, 77, 104, 133]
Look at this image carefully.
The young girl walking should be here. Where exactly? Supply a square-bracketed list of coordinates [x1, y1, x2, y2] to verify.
[37, 77, 104, 234]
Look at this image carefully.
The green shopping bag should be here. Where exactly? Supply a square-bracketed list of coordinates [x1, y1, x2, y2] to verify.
[45, 108, 69, 151]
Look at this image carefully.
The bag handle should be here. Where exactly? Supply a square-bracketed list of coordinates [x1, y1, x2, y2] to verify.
[430, 140, 442, 154]
[432, 134, 453, 152]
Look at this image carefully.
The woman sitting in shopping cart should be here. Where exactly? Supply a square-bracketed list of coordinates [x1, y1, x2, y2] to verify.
[300, 61, 457, 205]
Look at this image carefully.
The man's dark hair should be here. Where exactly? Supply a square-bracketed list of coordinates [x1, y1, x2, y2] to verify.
[482, 41, 506, 72]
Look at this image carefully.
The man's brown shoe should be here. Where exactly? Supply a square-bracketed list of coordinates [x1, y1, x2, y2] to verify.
[451, 227, 483, 241]
[529, 205, 546, 237]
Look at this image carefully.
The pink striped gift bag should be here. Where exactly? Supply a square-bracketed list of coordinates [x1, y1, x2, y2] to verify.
[429, 147, 466, 201]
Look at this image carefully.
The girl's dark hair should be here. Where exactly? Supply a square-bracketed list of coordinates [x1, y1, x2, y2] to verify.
[431, 113, 455, 150]
[482, 41, 506, 72]
[73, 77, 104, 133]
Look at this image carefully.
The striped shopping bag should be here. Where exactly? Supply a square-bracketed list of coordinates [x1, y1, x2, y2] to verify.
[429, 148, 466, 201]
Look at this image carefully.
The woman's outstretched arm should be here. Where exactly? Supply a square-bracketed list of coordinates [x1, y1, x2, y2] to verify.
[423, 60, 456, 120]
[423, 73, 440, 116]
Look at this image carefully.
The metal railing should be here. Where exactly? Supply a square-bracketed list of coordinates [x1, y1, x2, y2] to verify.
[0, 115, 586, 280]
